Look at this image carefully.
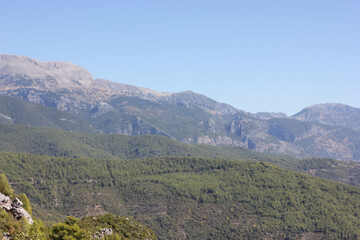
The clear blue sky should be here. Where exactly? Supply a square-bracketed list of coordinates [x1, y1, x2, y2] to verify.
[1, 1, 359, 115]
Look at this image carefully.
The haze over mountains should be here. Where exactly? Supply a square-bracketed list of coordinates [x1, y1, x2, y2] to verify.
[0, 54, 359, 161]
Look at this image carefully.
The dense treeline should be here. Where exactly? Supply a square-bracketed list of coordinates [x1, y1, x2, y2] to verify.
[0, 152, 360, 239]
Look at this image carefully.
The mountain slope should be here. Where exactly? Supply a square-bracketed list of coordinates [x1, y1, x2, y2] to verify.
[0, 95, 97, 133]
[266, 118, 360, 160]
[293, 103, 360, 131]
[1, 123, 359, 189]
[1, 152, 360, 239]
[0, 124, 259, 160]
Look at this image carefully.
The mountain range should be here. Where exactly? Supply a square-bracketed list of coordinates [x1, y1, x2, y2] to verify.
[1, 54, 360, 239]
[0, 54, 359, 161]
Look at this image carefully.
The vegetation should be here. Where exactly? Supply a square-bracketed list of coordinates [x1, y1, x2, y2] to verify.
[292, 157, 360, 187]
[0, 124, 263, 160]
[0, 95, 97, 134]
[1, 152, 360, 239]
[0, 173, 156, 239]
[267, 118, 313, 142]
[1, 124, 360, 189]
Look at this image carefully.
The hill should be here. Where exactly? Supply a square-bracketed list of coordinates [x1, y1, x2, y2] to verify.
[0, 173, 156, 239]
[293, 103, 360, 131]
[0, 152, 360, 239]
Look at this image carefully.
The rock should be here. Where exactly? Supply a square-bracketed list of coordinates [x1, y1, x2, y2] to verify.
[0, 193, 10, 204]
[2, 232, 11, 240]
[94, 228, 113, 239]
[11, 198, 23, 208]
[10, 206, 34, 224]
[0, 194, 33, 225]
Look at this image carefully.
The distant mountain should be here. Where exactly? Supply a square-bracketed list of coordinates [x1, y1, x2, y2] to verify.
[293, 103, 360, 131]
[1, 54, 360, 161]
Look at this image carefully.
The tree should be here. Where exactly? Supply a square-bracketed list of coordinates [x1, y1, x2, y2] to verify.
[0, 173, 13, 198]
[50, 216, 87, 240]
[18, 193, 32, 215]
[28, 219, 46, 240]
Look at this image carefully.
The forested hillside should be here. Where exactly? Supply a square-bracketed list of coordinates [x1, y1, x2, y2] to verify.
[0, 173, 156, 240]
[1, 152, 360, 239]
[1, 124, 359, 189]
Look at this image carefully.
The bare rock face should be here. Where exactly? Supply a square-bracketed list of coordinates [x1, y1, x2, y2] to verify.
[0, 55, 93, 90]
[0, 194, 33, 225]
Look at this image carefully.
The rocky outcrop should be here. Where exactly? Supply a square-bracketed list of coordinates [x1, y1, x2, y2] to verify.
[0, 193, 33, 225]
[94, 228, 113, 239]
[2, 232, 11, 240]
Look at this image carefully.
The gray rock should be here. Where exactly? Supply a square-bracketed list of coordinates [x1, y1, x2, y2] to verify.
[2, 232, 11, 240]
[0, 194, 33, 225]
[11, 198, 23, 208]
[10, 207, 34, 224]
[0, 193, 10, 204]
[94, 228, 113, 239]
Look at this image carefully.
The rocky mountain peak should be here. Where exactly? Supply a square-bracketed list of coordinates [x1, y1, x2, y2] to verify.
[293, 103, 360, 130]
[0, 54, 93, 90]
[92, 78, 172, 98]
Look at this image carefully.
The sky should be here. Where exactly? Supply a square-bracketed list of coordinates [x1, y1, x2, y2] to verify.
[0, 1, 359, 115]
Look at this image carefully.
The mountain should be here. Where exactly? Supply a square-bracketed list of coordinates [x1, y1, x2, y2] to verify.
[0, 95, 97, 133]
[293, 103, 360, 131]
[1, 152, 360, 239]
[1, 54, 360, 161]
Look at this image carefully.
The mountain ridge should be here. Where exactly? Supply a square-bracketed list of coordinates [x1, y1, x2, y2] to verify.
[1, 54, 359, 161]
[292, 103, 360, 131]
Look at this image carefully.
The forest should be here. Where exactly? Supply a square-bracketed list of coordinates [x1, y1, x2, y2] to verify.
[1, 152, 360, 239]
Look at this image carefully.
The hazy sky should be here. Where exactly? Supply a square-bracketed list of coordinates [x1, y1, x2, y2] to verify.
[1, 1, 359, 115]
